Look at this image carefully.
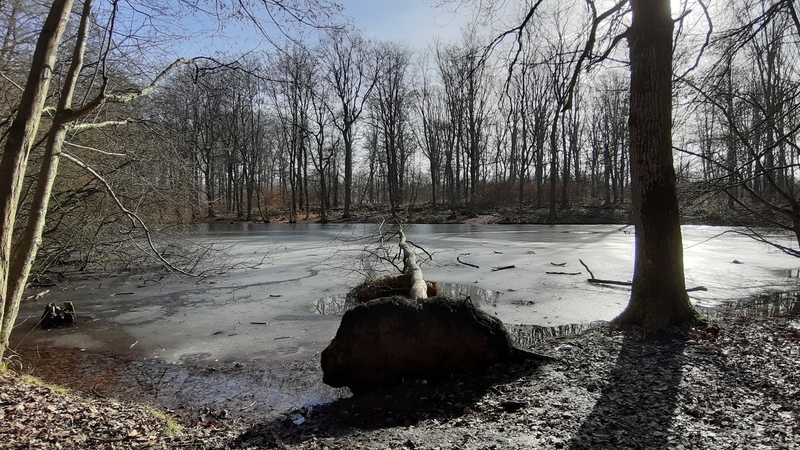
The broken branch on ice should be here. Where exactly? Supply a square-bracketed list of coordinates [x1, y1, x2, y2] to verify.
[579, 259, 707, 292]
[457, 253, 480, 269]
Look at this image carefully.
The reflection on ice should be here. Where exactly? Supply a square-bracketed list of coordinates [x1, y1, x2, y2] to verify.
[437, 282, 500, 307]
[129, 359, 345, 419]
[507, 322, 600, 348]
[702, 290, 800, 320]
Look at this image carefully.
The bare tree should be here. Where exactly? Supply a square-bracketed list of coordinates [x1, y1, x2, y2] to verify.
[371, 42, 414, 216]
[435, 0, 699, 329]
[614, 0, 698, 328]
[319, 30, 377, 218]
[0, 0, 74, 359]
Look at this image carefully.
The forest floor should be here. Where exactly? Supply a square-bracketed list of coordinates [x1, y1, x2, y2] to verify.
[2, 300, 799, 449]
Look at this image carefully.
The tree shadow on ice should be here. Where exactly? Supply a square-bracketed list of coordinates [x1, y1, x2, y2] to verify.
[569, 333, 686, 449]
[235, 360, 545, 448]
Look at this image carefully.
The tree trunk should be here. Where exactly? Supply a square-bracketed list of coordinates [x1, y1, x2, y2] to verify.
[398, 230, 427, 300]
[343, 134, 353, 218]
[613, 0, 699, 330]
[3, 0, 93, 351]
[0, 0, 75, 359]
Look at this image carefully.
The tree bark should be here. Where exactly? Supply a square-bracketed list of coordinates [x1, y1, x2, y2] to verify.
[613, 0, 699, 330]
[398, 230, 427, 300]
[3, 0, 93, 351]
[0, 0, 75, 359]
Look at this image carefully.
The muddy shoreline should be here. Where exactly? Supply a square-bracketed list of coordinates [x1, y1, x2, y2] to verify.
[3, 296, 799, 449]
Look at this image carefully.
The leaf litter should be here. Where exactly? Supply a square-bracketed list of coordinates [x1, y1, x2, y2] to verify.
[2, 308, 799, 449]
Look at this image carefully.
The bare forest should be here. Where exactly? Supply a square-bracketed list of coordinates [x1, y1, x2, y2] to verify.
[2, 2, 800, 447]
[2, 1, 800, 277]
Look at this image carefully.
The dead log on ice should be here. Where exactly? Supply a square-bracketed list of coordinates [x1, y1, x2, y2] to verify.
[399, 229, 427, 299]
[349, 228, 440, 302]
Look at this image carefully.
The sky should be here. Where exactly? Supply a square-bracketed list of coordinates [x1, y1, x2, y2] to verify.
[338, 0, 473, 47]
[168, 0, 475, 58]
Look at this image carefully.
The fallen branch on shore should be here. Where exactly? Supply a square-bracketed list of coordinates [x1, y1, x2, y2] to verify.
[492, 265, 515, 271]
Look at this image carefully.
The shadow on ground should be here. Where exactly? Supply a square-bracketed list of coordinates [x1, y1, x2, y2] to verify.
[234, 359, 545, 448]
[569, 333, 686, 449]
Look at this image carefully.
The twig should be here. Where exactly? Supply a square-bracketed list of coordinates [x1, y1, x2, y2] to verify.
[550, 262, 567, 267]
[492, 265, 516, 271]
[406, 239, 434, 261]
[587, 278, 632, 286]
[241, 400, 257, 411]
[61, 151, 199, 278]
[457, 253, 479, 269]
[578, 259, 595, 279]
[92, 384, 107, 398]
[546, 272, 582, 276]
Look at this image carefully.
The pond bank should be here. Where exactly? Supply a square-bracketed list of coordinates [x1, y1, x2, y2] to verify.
[3, 297, 798, 449]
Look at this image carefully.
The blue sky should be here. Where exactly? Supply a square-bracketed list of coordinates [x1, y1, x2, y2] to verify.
[167, 0, 473, 58]
[339, 0, 471, 47]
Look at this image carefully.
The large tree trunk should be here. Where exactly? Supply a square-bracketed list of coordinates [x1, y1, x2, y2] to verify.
[2, 0, 93, 351]
[0, 0, 75, 359]
[613, 0, 698, 330]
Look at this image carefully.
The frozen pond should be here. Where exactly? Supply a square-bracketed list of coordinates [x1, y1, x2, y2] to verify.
[11, 223, 800, 417]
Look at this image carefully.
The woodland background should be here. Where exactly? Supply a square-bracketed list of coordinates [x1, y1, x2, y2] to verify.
[2, 0, 799, 276]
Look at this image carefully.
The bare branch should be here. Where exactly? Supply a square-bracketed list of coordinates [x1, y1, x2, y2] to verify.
[59, 151, 197, 277]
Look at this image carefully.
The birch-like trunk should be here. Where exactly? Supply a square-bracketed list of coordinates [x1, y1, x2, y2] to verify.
[398, 229, 428, 300]
[0, 0, 75, 359]
[1, 0, 93, 351]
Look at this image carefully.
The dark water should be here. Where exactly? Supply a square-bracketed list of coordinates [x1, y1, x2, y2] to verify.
[700, 290, 800, 320]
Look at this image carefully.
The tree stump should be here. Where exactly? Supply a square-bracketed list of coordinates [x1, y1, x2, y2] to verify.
[40, 302, 76, 328]
[347, 274, 440, 302]
[321, 296, 547, 393]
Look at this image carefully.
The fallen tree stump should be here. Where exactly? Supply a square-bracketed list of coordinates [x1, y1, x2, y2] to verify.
[348, 274, 440, 303]
[40, 302, 76, 329]
[321, 296, 551, 393]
